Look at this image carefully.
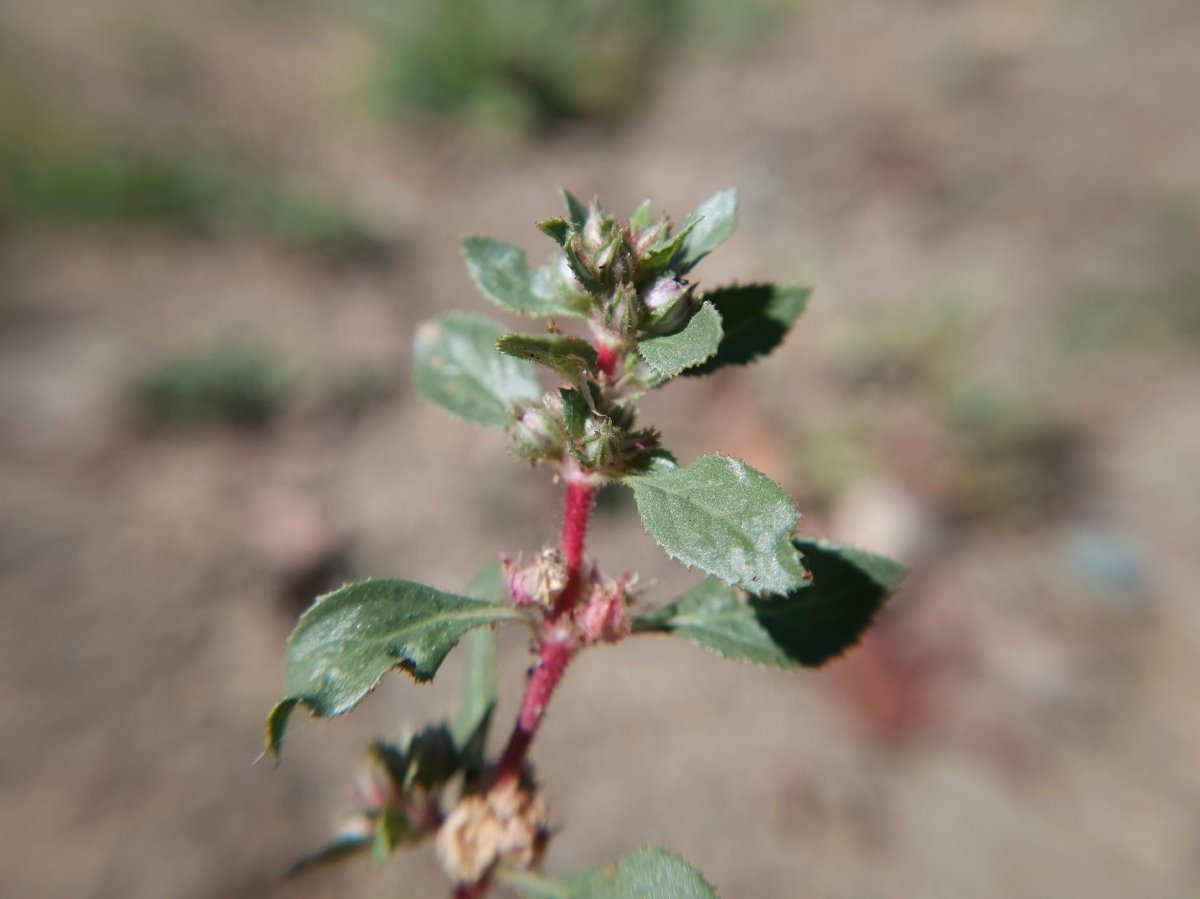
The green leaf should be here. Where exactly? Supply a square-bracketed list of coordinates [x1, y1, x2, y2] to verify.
[371, 809, 409, 865]
[638, 302, 723, 381]
[678, 189, 738, 271]
[684, 284, 811, 376]
[501, 871, 572, 899]
[628, 454, 806, 595]
[537, 218, 570, 246]
[365, 729, 462, 794]
[560, 188, 588, 227]
[629, 199, 654, 231]
[562, 236, 605, 295]
[455, 563, 502, 743]
[497, 333, 599, 379]
[454, 627, 496, 784]
[265, 698, 298, 764]
[463, 236, 579, 317]
[265, 579, 524, 759]
[402, 724, 460, 790]
[506, 847, 718, 899]
[643, 214, 701, 270]
[413, 312, 542, 428]
[463, 556, 507, 603]
[633, 540, 905, 668]
[285, 832, 372, 878]
[532, 258, 591, 312]
[454, 561, 502, 780]
[368, 739, 409, 786]
[559, 385, 593, 439]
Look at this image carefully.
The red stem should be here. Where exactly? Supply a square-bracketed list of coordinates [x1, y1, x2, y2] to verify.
[596, 343, 618, 379]
[556, 478, 594, 609]
[457, 423, 600, 896]
[493, 471, 596, 786]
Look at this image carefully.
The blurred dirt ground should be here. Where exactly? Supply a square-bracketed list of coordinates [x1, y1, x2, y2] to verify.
[2, 1, 1200, 897]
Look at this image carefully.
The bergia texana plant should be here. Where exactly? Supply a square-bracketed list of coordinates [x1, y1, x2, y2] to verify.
[265, 188, 904, 897]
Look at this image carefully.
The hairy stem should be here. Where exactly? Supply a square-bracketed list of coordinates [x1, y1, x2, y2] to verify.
[493, 464, 597, 786]
[556, 476, 595, 610]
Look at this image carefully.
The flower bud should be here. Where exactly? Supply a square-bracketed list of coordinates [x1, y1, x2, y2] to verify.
[633, 217, 670, 254]
[574, 414, 620, 471]
[641, 276, 695, 334]
[563, 233, 598, 286]
[510, 404, 565, 461]
[601, 283, 642, 335]
[573, 578, 632, 644]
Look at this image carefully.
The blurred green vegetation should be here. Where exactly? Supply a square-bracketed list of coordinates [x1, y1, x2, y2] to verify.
[0, 132, 396, 267]
[795, 427, 874, 510]
[1053, 199, 1200, 352]
[361, 0, 794, 134]
[832, 295, 983, 394]
[827, 286, 1085, 521]
[130, 342, 293, 431]
[938, 382, 1083, 521]
[325, 365, 402, 424]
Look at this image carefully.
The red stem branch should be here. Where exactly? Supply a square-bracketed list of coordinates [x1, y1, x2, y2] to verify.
[454, 881, 488, 899]
[493, 469, 596, 786]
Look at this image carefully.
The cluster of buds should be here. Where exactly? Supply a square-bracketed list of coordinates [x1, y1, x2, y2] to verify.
[572, 573, 635, 645]
[503, 551, 633, 646]
[508, 384, 664, 475]
[537, 196, 703, 342]
[435, 777, 550, 886]
[510, 400, 567, 462]
[504, 547, 569, 610]
[331, 728, 461, 859]
[503, 195, 715, 475]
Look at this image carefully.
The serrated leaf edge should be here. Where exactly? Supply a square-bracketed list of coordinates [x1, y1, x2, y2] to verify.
[626, 455, 806, 595]
[632, 540, 906, 669]
[637, 301, 724, 381]
[683, 283, 813, 378]
[265, 580, 525, 760]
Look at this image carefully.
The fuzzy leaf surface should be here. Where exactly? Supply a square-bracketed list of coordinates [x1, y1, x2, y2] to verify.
[463, 236, 581, 317]
[413, 312, 541, 428]
[685, 285, 811, 376]
[497, 333, 599, 379]
[537, 218, 570, 246]
[265, 579, 523, 759]
[634, 540, 905, 667]
[506, 847, 718, 899]
[629, 199, 654, 230]
[628, 454, 806, 595]
[638, 301, 723, 380]
[643, 214, 701, 270]
[677, 189, 738, 271]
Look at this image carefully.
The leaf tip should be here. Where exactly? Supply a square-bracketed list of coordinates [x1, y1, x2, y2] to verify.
[265, 697, 301, 763]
